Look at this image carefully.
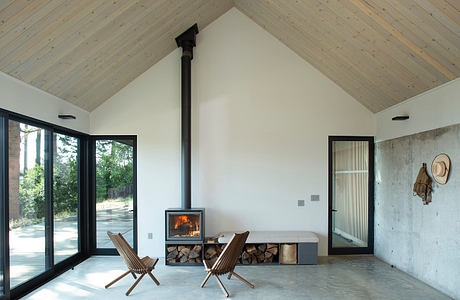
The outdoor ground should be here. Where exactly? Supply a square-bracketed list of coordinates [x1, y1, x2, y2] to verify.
[9, 200, 133, 288]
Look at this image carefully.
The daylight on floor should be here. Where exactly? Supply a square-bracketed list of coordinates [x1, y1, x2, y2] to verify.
[0, 1, 459, 300]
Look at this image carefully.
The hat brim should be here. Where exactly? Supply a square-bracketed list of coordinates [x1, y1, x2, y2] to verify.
[431, 154, 451, 185]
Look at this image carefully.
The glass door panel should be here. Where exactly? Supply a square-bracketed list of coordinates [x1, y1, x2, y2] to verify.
[53, 133, 79, 264]
[95, 139, 134, 249]
[329, 137, 374, 254]
[8, 120, 46, 287]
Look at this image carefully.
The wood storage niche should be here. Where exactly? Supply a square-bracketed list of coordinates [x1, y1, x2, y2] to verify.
[280, 243, 297, 264]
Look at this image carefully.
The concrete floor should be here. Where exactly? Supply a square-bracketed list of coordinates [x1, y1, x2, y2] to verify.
[23, 256, 452, 300]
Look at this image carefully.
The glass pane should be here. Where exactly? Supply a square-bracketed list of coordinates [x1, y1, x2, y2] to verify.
[53, 133, 79, 264]
[332, 140, 369, 248]
[8, 120, 46, 287]
[168, 214, 201, 238]
[96, 140, 134, 248]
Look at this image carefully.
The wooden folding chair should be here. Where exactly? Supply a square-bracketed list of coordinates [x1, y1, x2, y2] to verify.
[105, 231, 160, 296]
[201, 231, 254, 297]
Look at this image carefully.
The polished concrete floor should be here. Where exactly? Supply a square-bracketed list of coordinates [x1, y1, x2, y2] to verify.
[23, 256, 452, 300]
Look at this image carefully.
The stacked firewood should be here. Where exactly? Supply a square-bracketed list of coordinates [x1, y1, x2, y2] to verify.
[204, 244, 225, 265]
[166, 245, 202, 264]
[240, 243, 278, 264]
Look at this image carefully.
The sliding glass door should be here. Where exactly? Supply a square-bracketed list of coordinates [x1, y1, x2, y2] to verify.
[53, 133, 79, 264]
[93, 137, 136, 254]
[328, 136, 374, 254]
[0, 113, 85, 299]
[8, 120, 46, 287]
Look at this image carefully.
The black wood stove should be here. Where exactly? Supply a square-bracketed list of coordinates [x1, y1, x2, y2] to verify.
[165, 24, 205, 244]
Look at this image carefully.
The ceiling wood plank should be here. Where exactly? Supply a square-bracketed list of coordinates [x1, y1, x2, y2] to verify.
[74, 0, 234, 111]
[349, 0, 456, 80]
[236, 0, 392, 112]
[367, 0, 460, 76]
[324, 0, 435, 91]
[28, 0, 160, 90]
[271, 0, 403, 104]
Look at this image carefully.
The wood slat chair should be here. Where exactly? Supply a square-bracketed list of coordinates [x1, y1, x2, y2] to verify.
[201, 231, 254, 297]
[105, 231, 160, 296]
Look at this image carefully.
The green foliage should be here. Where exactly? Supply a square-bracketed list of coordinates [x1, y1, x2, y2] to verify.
[19, 164, 45, 219]
[96, 140, 133, 202]
[54, 146, 78, 215]
[16, 136, 133, 224]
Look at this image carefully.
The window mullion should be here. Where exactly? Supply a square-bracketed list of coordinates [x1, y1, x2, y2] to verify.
[44, 130, 54, 269]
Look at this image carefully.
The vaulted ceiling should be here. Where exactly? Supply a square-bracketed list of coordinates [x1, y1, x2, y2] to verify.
[0, 0, 459, 112]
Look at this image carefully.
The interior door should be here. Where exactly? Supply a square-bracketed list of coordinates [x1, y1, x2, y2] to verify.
[92, 137, 137, 255]
[328, 136, 374, 254]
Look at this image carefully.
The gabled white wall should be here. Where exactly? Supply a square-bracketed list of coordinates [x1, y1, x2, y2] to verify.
[90, 8, 375, 257]
[376, 78, 460, 142]
[0, 72, 89, 133]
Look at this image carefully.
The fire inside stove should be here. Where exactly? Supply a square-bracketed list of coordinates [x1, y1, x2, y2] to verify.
[169, 214, 201, 238]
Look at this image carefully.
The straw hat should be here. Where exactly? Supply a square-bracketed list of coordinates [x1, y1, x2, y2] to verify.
[431, 154, 451, 185]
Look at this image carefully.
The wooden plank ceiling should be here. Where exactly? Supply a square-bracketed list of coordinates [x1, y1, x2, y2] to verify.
[235, 0, 460, 112]
[0, 0, 233, 111]
[0, 1, 459, 112]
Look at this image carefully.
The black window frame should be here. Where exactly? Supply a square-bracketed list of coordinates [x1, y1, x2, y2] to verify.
[90, 135, 138, 256]
[328, 135, 375, 255]
[0, 108, 91, 300]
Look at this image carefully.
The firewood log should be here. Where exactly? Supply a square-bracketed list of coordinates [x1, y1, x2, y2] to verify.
[189, 250, 200, 259]
[241, 251, 250, 260]
[180, 255, 188, 263]
[258, 244, 267, 252]
[167, 246, 177, 252]
[257, 253, 265, 262]
[167, 258, 176, 263]
[167, 249, 178, 259]
[180, 247, 191, 256]
[193, 245, 202, 252]
[267, 245, 278, 255]
[264, 256, 274, 263]
[246, 245, 257, 254]
[178, 246, 186, 252]
[206, 246, 217, 257]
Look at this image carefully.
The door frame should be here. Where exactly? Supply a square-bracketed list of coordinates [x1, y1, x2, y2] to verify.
[0, 108, 90, 300]
[328, 136, 374, 255]
[90, 135, 137, 255]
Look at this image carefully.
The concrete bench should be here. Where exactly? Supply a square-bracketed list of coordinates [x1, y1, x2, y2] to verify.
[218, 231, 318, 265]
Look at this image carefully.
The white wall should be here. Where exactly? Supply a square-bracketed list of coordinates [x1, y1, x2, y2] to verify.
[376, 78, 460, 142]
[90, 8, 375, 257]
[0, 71, 89, 133]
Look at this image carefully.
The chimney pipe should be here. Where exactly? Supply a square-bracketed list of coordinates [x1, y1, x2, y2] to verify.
[176, 24, 198, 210]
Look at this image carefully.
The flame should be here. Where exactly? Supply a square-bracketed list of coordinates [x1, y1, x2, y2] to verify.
[172, 215, 200, 237]
[174, 215, 192, 229]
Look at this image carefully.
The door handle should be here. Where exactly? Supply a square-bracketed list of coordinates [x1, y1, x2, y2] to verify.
[331, 209, 338, 212]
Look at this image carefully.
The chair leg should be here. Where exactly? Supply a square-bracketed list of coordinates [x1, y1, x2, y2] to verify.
[126, 273, 145, 296]
[147, 271, 160, 286]
[201, 272, 212, 288]
[231, 271, 254, 288]
[131, 272, 137, 279]
[214, 275, 230, 297]
[105, 270, 131, 289]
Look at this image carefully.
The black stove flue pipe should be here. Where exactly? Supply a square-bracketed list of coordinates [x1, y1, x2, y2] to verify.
[176, 24, 198, 210]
